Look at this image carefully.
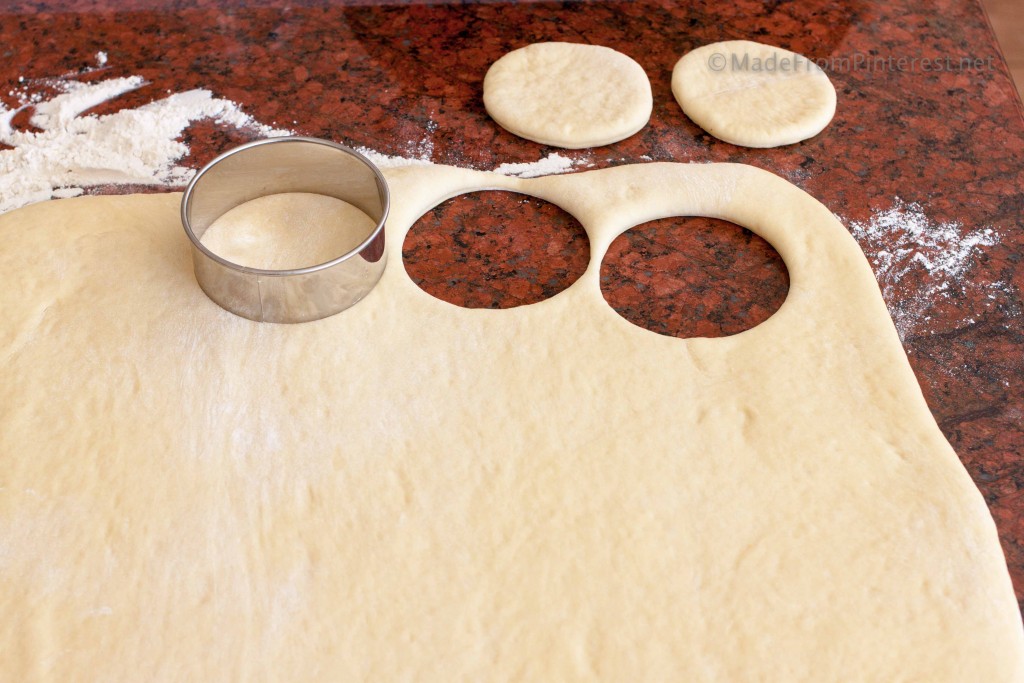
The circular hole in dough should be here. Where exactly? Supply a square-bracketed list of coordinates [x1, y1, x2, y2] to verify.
[671, 40, 837, 148]
[403, 190, 590, 308]
[601, 215, 789, 337]
[199, 192, 377, 271]
[483, 42, 653, 149]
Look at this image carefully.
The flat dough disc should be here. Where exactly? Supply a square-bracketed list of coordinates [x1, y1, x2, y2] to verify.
[672, 40, 837, 147]
[1, 163, 1022, 681]
[483, 42, 652, 148]
[200, 193, 376, 270]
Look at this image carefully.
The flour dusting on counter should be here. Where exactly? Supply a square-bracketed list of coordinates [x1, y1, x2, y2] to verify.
[353, 146, 435, 169]
[0, 70, 290, 213]
[848, 198, 1002, 340]
[493, 153, 581, 178]
[354, 146, 587, 180]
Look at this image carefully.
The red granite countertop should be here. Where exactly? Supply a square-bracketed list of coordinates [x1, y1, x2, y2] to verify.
[3, 0, 1024, 612]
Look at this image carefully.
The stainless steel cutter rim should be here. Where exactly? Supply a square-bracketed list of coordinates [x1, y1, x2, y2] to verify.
[180, 136, 390, 277]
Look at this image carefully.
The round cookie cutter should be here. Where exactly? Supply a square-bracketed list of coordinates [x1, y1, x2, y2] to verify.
[180, 137, 390, 324]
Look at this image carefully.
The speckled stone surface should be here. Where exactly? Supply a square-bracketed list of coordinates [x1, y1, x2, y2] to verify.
[3, 0, 1024, 613]
[403, 192, 592, 309]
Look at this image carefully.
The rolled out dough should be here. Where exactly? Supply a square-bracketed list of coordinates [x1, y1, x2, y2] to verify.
[1, 163, 1022, 682]
[672, 41, 837, 148]
[483, 42, 653, 149]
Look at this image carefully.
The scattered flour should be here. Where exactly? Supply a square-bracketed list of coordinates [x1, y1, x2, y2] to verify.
[0, 70, 290, 213]
[353, 146, 434, 170]
[493, 153, 578, 178]
[356, 147, 586, 179]
[848, 198, 1003, 340]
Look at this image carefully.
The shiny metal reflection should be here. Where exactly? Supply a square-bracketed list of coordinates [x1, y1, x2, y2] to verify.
[180, 137, 389, 323]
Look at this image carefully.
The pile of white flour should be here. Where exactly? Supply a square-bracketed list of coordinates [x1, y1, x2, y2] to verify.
[0, 66, 291, 213]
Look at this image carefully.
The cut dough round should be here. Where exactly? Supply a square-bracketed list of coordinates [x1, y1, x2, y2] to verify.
[483, 42, 652, 149]
[200, 192, 376, 270]
[672, 40, 837, 147]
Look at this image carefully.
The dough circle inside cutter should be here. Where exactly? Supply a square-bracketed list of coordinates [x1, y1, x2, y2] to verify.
[200, 192, 378, 271]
